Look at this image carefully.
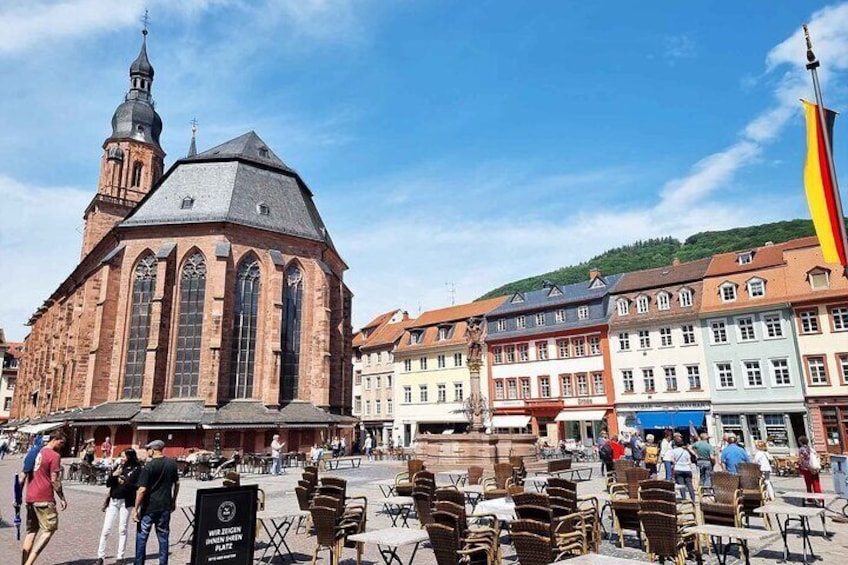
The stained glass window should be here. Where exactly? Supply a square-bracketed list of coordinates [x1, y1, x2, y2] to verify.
[123, 253, 157, 398]
[173, 252, 206, 397]
[229, 256, 261, 398]
[280, 264, 303, 402]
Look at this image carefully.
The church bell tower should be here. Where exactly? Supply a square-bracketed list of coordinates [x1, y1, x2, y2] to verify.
[81, 28, 165, 258]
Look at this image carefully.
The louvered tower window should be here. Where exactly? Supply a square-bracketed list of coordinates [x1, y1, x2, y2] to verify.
[173, 252, 206, 397]
[229, 256, 261, 398]
[122, 253, 157, 398]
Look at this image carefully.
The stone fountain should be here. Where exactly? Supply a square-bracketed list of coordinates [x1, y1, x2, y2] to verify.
[413, 317, 538, 471]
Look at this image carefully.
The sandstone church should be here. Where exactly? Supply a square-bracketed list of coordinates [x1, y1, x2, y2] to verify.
[11, 30, 355, 456]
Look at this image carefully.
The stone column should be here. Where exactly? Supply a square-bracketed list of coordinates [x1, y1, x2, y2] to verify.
[466, 317, 486, 433]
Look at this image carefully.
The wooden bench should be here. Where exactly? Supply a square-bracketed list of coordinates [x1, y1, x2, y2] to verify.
[326, 456, 363, 470]
[547, 458, 573, 474]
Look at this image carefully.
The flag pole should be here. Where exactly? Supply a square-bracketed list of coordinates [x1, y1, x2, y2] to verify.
[804, 24, 848, 275]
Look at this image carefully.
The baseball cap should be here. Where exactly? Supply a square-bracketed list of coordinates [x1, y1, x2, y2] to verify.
[145, 439, 165, 451]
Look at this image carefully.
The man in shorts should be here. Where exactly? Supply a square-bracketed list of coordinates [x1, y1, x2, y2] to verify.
[22, 430, 68, 565]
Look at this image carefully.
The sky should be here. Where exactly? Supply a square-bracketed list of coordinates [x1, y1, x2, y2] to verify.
[2, 1, 848, 341]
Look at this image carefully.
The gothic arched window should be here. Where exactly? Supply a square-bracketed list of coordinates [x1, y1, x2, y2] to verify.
[173, 252, 206, 398]
[131, 162, 143, 187]
[280, 264, 303, 402]
[123, 253, 157, 399]
[229, 256, 261, 398]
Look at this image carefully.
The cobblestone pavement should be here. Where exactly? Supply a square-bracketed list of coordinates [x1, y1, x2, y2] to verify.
[1, 454, 846, 565]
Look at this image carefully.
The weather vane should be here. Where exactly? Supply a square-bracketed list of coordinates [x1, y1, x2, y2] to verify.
[190, 117, 199, 134]
[141, 9, 150, 36]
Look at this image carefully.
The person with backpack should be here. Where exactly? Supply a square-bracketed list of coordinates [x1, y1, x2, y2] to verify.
[797, 436, 822, 497]
[643, 434, 660, 478]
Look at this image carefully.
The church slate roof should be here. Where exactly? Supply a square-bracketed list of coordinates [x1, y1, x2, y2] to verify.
[121, 131, 336, 249]
[132, 400, 205, 425]
[72, 402, 141, 423]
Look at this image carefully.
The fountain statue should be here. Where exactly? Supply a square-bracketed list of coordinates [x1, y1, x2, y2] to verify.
[413, 316, 538, 471]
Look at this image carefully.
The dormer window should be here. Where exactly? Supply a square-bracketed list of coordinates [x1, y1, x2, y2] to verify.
[737, 251, 754, 265]
[496, 319, 506, 332]
[437, 325, 452, 341]
[616, 298, 630, 316]
[808, 268, 831, 290]
[577, 305, 589, 320]
[747, 277, 766, 298]
[409, 331, 423, 345]
[511, 293, 525, 304]
[720, 282, 738, 303]
[258, 147, 269, 158]
[516, 315, 526, 329]
[257, 203, 270, 216]
[679, 288, 693, 308]
[547, 286, 562, 297]
[657, 291, 671, 311]
[636, 295, 649, 314]
[181, 196, 195, 210]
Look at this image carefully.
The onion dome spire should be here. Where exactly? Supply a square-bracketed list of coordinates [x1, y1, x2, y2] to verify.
[109, 23, 162, 149]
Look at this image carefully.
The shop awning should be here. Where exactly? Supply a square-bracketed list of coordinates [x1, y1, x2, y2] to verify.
[18, 422, 64, 435]
[636, 411, 705, 429]
[491, 415, 531, 429]
[554, 410, 607, 422]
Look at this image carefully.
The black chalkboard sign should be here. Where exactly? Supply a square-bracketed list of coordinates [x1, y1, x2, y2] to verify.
[190, 485, 257, 565]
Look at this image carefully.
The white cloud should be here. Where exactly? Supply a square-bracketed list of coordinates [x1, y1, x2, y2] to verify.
[0, 176, 90, 341]
[664, 34, 696, 64]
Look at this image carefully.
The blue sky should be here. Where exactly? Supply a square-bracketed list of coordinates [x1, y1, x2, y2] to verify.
[2, 1, 848, 341]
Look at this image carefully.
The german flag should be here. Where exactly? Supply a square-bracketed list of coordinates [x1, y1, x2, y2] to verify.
[803, 100, 847, 267]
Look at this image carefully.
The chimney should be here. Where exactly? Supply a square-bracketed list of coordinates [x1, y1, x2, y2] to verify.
[672, 258, 681, 266]
[588, 268, 601, 280]
[402, 311, 409, 321]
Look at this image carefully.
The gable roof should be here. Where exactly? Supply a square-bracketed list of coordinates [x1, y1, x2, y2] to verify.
[411, 296, 509, 327]
[705, 237, 818, 277]
[612, 258, 711, 294]
[488, 274, 623, 317]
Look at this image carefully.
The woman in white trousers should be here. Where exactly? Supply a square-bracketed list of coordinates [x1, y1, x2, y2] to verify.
[96, 448, 141, 564]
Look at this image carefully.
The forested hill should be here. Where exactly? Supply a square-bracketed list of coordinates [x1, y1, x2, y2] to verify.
[478, 219, 826, 299]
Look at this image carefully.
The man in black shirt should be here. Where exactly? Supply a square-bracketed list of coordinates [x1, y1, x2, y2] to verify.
[133, 440, 179, 565]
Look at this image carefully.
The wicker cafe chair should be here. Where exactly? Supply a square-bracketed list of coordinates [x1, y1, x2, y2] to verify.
[434, 487, 466, 507]
[482, 462, 514, 499]
[515, 504, 553, 523]
[309, 505, 348, 565]
[610, 471, 648, 548]
[512, 517, 586, 560]
[513, 492, 550, 508]
[737, 462, 770, 527]
[395, 459, 426, 497]
[699, 472, 743, 528]
[640, 511, 698, 565]
[413, 489, 435, 527]
[547, 477, 577, 491]
[639, 481, 697, 527]
[432, 503, 501, 563]
[512, 531, 576, 565]
[467, 465, 484, 486]
[426, 523, 490, 565]
[608, 458, 635, 488]
[510, 454, 528, 484]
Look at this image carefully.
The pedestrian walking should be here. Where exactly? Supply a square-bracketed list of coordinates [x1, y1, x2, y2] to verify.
[364, 434, 373, 461]
[270, 434, 284, 476]
[670, 436, 696, 500]
[719, 434, 749, 474]
[691, 432, 715, 487]
[609, 435, 625, 461]
[797, 435, 822, 497]
[101, 436, 114, 460]
[133, 440, 180, 565]
[643, 434, 659, 478]
[659, 429, 674, 480]
[752, 440, 774, 499]
[629, 430, 644, 467]
[96, 448, 141, 564]
[21, 430, 68, 565]
[598, 432, 612, 476]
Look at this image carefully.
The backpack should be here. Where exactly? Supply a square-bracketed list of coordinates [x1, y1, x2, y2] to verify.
[644, 445, 659, 464]
[808, 449, 822, 473]
[599, 442, 613, 462]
